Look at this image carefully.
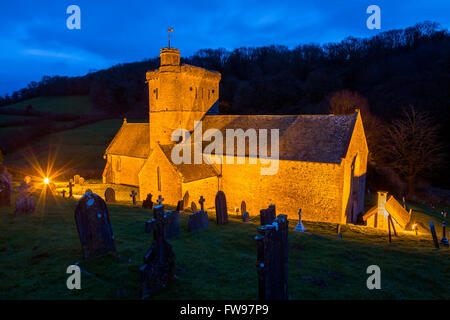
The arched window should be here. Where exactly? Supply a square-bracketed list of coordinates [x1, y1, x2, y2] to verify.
[157, 166, 161, 191]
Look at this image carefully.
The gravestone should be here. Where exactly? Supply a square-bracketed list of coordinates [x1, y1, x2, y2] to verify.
[79, 177, 85, 186]
[152, 209, 180, 240]
[176, 200, 184, 213]
[74, 192, 116, 258]
[242, 211, 250, 223]
[199, 196, 205, 211]
[0, 167, 11, 206]
[241, 201, 246, 216]
[294, 209, 306, 232]
[429, 221, 440, 249]
[130, 190, 137, 206]
[85, 189, 93, 194]
[215, 191, 228, 225]
[260, 205, 276, 226]
[440, 220, 449, 247]
[74, 175, 80, 184]
[191, 201, 198, 213]
[140, 204, 176, 298]
[255, 214, 289, 300]
[188, 210, 209, 232]
[142, 193, 153, 209]
[183, 191, 189, 208]
[67, 180, 74, 198]
[104, 187, 116, 203]
[15, 181, 36, 215]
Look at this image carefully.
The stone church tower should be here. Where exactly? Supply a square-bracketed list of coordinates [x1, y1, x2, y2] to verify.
[146, 47, 221, 151]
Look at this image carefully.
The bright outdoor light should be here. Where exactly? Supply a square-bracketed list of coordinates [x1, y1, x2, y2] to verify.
[44, 177, 50, 184]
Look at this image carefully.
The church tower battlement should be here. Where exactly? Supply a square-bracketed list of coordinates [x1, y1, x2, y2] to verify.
[146, 47, 221, 151]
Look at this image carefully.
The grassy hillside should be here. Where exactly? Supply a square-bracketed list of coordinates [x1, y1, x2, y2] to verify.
[4, 119, 126, 174]
[0, 191, 448, 300]
[1, 96, 93, 115]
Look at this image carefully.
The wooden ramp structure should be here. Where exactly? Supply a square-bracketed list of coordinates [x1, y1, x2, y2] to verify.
[363, 191, 411, 231]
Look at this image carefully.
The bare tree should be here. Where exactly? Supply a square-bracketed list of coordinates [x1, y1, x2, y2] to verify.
[383, 106, 445, 199]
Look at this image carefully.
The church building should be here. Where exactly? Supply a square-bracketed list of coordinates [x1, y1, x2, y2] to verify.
[103, 46, 368, 224]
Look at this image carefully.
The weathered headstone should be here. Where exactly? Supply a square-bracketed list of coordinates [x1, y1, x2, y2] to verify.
[429, 221, 440, 249]
[183, 191, 189, 208]
[294, 208, 306, 232]
[105, 187, 116, 203]
[440, 220, 449, 247]
[188, 210, 209, 232]
[142, 193, 153, 209]
[74, 192, 116, 258]
[176, 200, 184, 213]
[190, 201, 198, 213]
[241, 201, 246, 216]
[14, 181, 35, 215]
[215, 190, 228, 225]
[85, 189, 93, 194]
[242, 211, 250, 223]
[79, 177, 85, 186]
[255, 214, 289, 300]
[0, 179, 10, 206]
[67, 180, 74, 198]
[74, 175, 80, 184]
[161, 210, 180, 240]
[140, 204, 176, 298]
[260, 205, 276, 226]
[130, 190, 137, 206]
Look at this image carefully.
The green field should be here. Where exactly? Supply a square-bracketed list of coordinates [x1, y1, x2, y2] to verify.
[1, 96, 93, 115]
[0, 191, 448, 300]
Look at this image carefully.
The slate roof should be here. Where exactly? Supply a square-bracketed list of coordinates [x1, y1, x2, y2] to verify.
[198, 113, 358, 163]
[105, 122, 149, 159]
[159, 144, 220, 183]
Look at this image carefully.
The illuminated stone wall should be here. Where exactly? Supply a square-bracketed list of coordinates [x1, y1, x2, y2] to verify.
[138, 145, 182, 205]
[103, 154, 144, 187]
[182, 176, 219, 211]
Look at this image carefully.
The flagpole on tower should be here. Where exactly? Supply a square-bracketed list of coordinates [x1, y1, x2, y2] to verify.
[168, 27, 174, 48]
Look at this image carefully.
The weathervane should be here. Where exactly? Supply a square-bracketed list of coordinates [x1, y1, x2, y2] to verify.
[168, 27, 174, 48]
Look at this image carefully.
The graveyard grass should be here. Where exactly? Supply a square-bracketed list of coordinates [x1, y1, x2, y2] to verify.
[0, 192, 449, 300]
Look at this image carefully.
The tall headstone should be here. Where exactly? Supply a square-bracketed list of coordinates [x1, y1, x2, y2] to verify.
[105, 187, 116, 203]
[215, 190, 228, 225]
[68, 179, 74, 198]
[142, 193, 153, 209]
[294, 209, 306, 232]
[255, 214, 289, 300]
[74, 175, 80, 184]
[79, 177, 85, 186]
[0, 167, 11, 206]
[74, 192, 116, 258]
[260, 205, 276, 226]
[429, 221, 440, 249]
[176, 200, 184, 213]
[14, 181, 35, 215]
[241, 201, 247, 217]
[140, 204, 176, 298]
[183, 191, 189, 208]
[130, 190, 137, 206]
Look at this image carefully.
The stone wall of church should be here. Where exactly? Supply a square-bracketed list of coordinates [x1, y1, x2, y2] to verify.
[182, 176, 219, 212]
[138, 147, 182, 205]
[219, 159, 345, 223]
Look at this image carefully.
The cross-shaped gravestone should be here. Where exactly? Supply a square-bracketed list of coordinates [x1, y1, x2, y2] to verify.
[62, 189, 66, 198]
[157, 195, 164, 206]
[130, 190, 137, 206]
[294, 209, 306, 232]
[67, 180, 74, 198]
[199, 196, 205, 211]
[140, 204, 176, 298]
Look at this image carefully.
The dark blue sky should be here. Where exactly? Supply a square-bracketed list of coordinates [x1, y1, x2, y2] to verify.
[1, 0, 449, 95]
